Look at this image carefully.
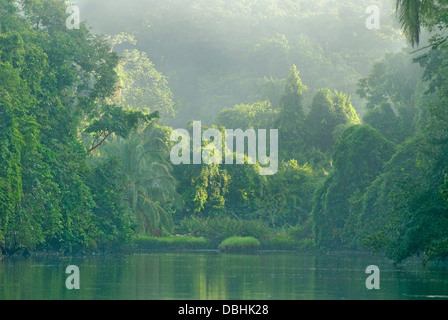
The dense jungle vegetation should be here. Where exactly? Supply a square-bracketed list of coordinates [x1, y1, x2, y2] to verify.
[0, 0, 447, 263]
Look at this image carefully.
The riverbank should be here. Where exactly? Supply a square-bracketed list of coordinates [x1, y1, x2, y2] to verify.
[131, 235, 317, 253]
[1, 240, 442, 269]
[3, 234, 429, 263]
[0, 235, 318, 260]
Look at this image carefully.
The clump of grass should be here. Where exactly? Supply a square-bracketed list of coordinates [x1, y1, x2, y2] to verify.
[133, 236, 210, 251]
[218, 237, 261, 253]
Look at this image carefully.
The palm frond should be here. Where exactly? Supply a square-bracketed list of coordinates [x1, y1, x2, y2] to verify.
[104, 128, 183, 235]
[396, 0, 436, 47]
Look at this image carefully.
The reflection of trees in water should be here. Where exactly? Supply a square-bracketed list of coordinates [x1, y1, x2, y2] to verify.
[0, 253, 447, 299]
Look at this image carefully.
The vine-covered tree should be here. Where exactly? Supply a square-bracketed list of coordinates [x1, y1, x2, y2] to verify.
[312, 125, 395, 249]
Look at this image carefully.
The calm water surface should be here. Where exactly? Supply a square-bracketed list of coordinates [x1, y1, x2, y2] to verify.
[1, 252, 447, 300]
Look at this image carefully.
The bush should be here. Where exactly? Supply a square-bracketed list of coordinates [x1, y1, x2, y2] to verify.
[242, 220, 271, 242]
[176, 216, 209, 238]
[218, 237, 261, 253]
[206, 217, 245, 244]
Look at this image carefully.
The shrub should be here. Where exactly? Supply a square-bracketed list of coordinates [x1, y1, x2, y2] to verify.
[206, 217, 245, 245]
[176, 216, 209, 238]
[241, 220, 271, 241]
[218, 237, 261, 253]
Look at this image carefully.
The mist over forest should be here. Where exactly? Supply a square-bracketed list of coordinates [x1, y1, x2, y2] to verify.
[76, 0, 409, 126]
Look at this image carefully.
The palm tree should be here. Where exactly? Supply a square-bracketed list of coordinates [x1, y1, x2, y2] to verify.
[395, 0, 436, 47]
[105, 125, 182, 235]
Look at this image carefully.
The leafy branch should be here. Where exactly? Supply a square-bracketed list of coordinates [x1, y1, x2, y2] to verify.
[85, 104, 159, 153]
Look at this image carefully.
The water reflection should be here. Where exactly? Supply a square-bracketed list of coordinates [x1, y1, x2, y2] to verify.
[0, 252, 447, 300]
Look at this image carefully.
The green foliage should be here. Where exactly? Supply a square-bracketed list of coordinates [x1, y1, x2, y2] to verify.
[262, 235, 297, 251]
[207, 218, 266, 245]
[351, 140, 424, 253]
[424, 238, 448, 262]
[223, 163, 266, 219]
[0, 65, 27, 248]
[214, 100, 277, 130]
[191, 164, 230, 215]
[357, 51, 430, 142]
[133, 235, 209, 251]
[297, 239, 317, 252]
[171, 123, 232, 217]
[312, 125, 396, 249]
[363, 103, 402, 143]
[442, 174, 448, 202]
[276, 65, 307, 160]
[357, 52, 424, 111]
[175, 215, 209, 237]
[85, 105, 159, 153]
[3, 0, 448, 266]
[0, 0, 170, 254]
[306, 89, 360, 153]
[365, 11, 448, 261]
[104, 126, 182, 236]
[395, 0, 436, 46]
[218, 237, 261, 253]
[87, 155, 134, 247]
[115, 48, 175, 118]
[257, 160, 320, 228]
[354, 1, 448, 262]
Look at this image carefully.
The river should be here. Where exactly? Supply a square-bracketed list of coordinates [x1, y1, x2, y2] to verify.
[1, 252, 447, 300]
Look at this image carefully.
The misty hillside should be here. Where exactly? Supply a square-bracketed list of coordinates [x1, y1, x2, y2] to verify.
[77, 0, 407, 126]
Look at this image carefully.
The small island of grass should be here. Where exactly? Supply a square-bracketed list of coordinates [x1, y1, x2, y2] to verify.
[218, 237, 261, 253]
